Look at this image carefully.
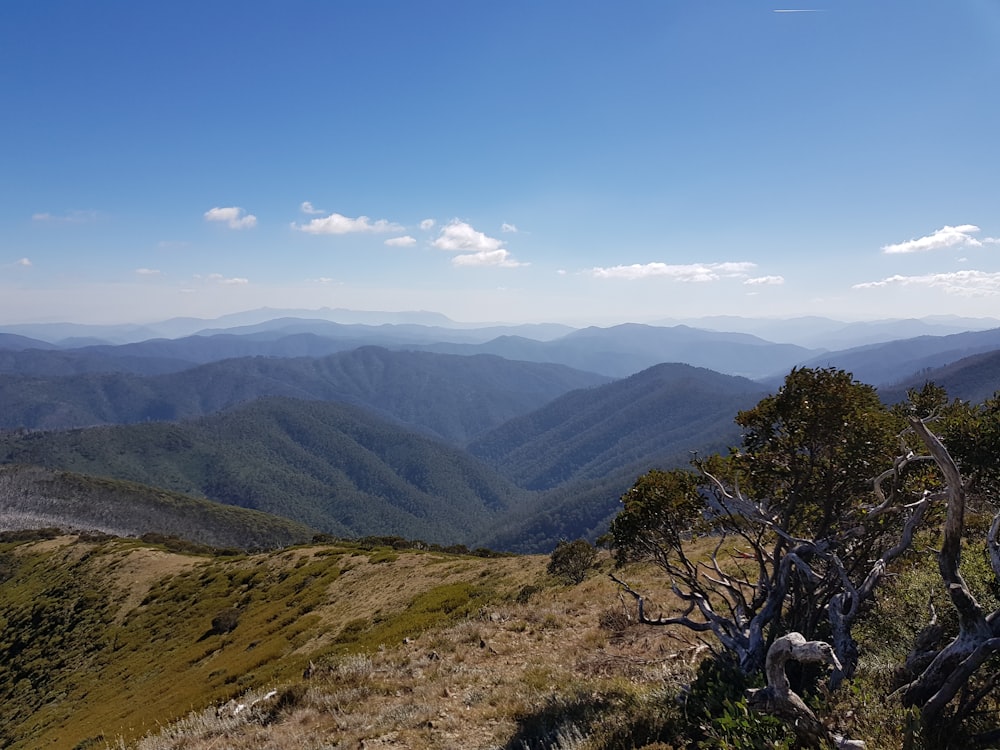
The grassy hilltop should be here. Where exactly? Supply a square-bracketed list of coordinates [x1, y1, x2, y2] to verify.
[0, 532, 698, 750]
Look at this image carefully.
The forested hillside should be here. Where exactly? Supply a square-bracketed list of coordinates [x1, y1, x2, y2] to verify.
[0, 464, 313, 549]
[797, 326, 1000, 386]
[0, 346, 609, 439]
[0, 361, 769, 551]
[470, 362, 764, 489]
[878, 348, 1000, 406]
[472, 364, 766, 550]
[0, 397, 532, 545]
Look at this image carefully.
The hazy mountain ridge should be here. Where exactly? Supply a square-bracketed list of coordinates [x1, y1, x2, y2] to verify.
[3, 310, 1000, 553]
[0, 347, 611, 440]
[792, 326, 1000, 387]
[662, 314, 1000, 349]
[417, 323, 816, 378]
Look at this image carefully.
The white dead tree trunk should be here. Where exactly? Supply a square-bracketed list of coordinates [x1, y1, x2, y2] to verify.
[898, 417, 1000, 726]
[747, 632, 864, 749]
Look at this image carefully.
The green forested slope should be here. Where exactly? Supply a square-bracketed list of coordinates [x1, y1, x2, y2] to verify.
[0, 397, 531, 545]
[469, 364, 766, 550]
[469, 362, 764, 489]
[878, 348, 1000, 405]
[0, 464, 314, 549]
[0, 346, 610, 440]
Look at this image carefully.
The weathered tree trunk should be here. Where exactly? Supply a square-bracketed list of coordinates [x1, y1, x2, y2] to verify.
[746, 632, 864, 749]
[899, 418, 1000, 724]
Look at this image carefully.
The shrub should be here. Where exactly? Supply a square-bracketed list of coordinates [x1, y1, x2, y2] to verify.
[547, 539, 598, 584]
[211, 607, 241, 635]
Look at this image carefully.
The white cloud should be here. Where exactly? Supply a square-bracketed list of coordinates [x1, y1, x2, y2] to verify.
[432, 220, 526, 267]
[744, 275, 785, 286]
[16, 257, 31, 267]
[433, 220, 505, 252]
[502, 223, 519, 233]
[204, 273, 249, 285]
[420, 218, 436, 231]
[32, 210, 97, 224]
[135, 268, 161, 276]
[385, 236, 417, 247]
[294, 212, 402, 235]
[452, 249, 527, 268]
[589, 261, 757, 281]
[853, 270, 1000, 296]
[204, 206, 257, 230]
[882, 224, 983, 254]
[300, 201, 323, 215]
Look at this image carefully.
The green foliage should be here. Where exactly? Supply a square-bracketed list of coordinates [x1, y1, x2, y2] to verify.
[935, 391, 1000, 498]
[608, 468, 703, 567]
[547, 538, 598, 584]
[734, 366, 899, 539]
[678, 657, 793, 749]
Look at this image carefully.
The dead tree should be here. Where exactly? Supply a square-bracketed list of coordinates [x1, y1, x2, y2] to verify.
[897, 417, 1000, 727]
[747, 632, 864, 749]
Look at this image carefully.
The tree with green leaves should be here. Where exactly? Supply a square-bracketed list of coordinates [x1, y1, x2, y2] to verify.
[609, 368, 917, 679]
[612, 370, 1000, 742]
[547, 538, 598, 584]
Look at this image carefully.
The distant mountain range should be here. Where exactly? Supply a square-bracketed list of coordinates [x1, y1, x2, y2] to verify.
[4, 308, 999, 348]
[0, 363, 766, 550]
[1, 308, 999, 552]
[0, 347, 610, 437]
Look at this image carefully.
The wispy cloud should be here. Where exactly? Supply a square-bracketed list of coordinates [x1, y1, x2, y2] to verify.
[203, 273, 250, 285]
[385, 236, 417, 247]
[502, 223, 519, 233]
[744, 275, 785, 286]
[420, 218, 436, 231]
[204, 206, 257, 230]
[15, 257, 32, 267]
[135, 268, 161, 276]
[882, 224, 984, 254]
[432, 219, 527, 267]
[32, 210, 98, 224]
[853, 270, 1000, 296]
[589, 261, 757, 281]
[452, 249, 527, 268]
[294, 212, 402, 235]
[300, 201, 324, 215]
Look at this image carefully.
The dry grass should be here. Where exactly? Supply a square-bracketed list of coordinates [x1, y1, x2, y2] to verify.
[103, 557, 700, 750]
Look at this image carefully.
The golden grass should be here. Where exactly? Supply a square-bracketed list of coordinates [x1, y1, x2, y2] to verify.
[0, 534, 702, 750]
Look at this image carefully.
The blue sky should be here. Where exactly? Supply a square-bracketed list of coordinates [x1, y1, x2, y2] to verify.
[2, 1, 998, 326]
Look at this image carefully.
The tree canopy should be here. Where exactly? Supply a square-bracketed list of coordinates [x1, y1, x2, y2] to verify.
[609, 367, 1000, 745]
